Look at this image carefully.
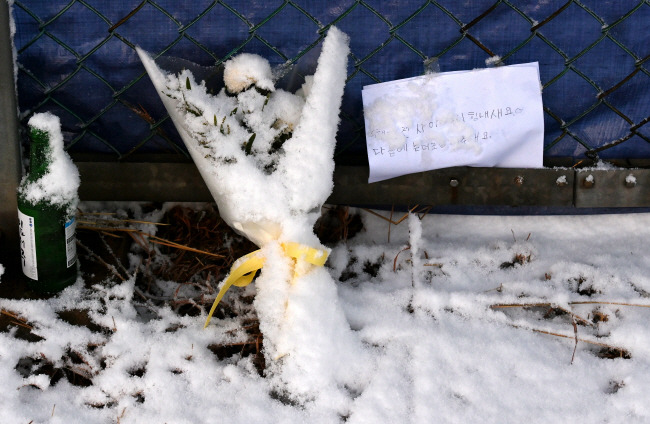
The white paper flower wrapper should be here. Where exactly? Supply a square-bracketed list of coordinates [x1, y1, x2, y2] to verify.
[138, 28, 370, 404]
[138, 28, 348, 248]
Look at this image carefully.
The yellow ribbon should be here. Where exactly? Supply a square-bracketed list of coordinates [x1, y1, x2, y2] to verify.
[203, 242, 329, 328]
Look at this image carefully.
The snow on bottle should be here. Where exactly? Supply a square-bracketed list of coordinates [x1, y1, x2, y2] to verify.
[17, 112, 80, 293]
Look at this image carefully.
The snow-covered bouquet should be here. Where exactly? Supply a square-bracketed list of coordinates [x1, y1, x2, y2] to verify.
[138, 28, 368, 404]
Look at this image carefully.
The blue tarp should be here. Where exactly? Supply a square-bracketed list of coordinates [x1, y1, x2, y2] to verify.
[11, 0, 650, 162]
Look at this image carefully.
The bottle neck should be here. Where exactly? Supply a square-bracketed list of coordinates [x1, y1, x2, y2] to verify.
[27, 128, 51, 182]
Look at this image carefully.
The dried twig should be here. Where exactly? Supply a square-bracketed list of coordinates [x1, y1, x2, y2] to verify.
[571, 316, 578, 364]
[127, 231, 150, 252]
[508, 322, 628, 356]
[77, 214, 169, 228]
[393, 246, 411, 272]
[133, 286, 173, 302]
[147, 235, 224, 258]
[493, 301, 650, 309]
[77, 239, 127, 282]
[558, 306, 592, 327]
[78, 213, 224, 259]
[361, 205, 420, 227]
[492, 301, 634, 360]
[362, 205, 422, 244]
[1, 309, 33, 330]
[99, 233, 131, 278]
[569, 301, 650, 308]
[116, 407, 127, 424]
[491, 303, 595, 328]
[483, 284, 503, 293]
[388, 206, 394, 243]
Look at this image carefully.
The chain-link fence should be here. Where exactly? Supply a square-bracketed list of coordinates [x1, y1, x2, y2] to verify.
[9, 0, 649, 164]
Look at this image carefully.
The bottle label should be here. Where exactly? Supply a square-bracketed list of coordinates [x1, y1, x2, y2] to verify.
[18, 209, 38, 280]
[65, 217, 77, 268]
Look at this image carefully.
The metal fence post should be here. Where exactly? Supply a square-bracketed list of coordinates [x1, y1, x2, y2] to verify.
[0, 1, 21, 257]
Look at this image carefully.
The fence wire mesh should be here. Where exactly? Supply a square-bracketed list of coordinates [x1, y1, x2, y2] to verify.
[10, 0, 650, 163]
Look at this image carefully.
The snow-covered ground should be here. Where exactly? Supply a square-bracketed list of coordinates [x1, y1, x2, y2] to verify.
[6, 20, 648, 423]
[2, 205, 650, 423]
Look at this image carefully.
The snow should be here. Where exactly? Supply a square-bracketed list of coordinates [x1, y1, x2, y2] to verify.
[2, 206, 650, 423]
[128, 31, 650, 420]
[588, 160, 618, 170]
[6, 17, 649, 423]
[485, 55, 502, 66]
[223, 53, 275, 94]
[18, 113, 80, 215]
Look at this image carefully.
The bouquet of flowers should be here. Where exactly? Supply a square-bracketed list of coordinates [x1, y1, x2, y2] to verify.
[138, 28, 368, 405]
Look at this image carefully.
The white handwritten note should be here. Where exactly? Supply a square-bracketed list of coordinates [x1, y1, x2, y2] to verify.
[362, 62, 544, 183]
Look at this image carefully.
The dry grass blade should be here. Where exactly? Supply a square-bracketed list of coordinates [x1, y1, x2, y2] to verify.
[76, 239, 127, 282]
[491, 303, 558, 309]
[122, 219, 169, 226]
[77, 225, 139, 233]
[483, 284, 504, 293]
[491, 303, 595, 328]
[571, 316, 578, 364]
[81, 212, 117, 216]
[493, 301, 650, 310]
[492, 302, 634, 361]
[507, 322, 629, 356]
[118, 99, 187, 157]
[1, 309, 33, 330]
[533, 328, 621, 351]
[78, 213, 223, 259]
[569, 301, 650, 308]
[127, 231, 150, 251]
[393, 246, 411, 272]
[147, 236, 225, 259]
[388, 206, 394, 243]
[78, 211, 168, 225]
[77, 219, 168, 228]
[362, 205, 422, 244]
[99, 231, 124, 239]
[98, 233, 131, 278]
[11, 320, 34, 331]
[417, 205, 433, 219]
[559, 306, 592, 327]
[1, 309, 20, 319]
[362, 205, 421, 226]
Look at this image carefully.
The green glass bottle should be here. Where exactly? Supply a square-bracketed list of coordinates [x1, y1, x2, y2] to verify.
[17, 113, 79, 293]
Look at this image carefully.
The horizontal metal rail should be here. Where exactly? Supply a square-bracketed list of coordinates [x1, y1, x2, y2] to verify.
[76, 160, 650, 209]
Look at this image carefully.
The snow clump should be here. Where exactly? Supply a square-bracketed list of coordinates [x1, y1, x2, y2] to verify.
[223, 53, 275, 94]
[18, 112, 80, 215]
